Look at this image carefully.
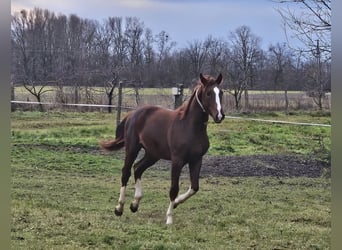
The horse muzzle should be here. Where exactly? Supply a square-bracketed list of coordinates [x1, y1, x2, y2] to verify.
[213, 112, 225, 123]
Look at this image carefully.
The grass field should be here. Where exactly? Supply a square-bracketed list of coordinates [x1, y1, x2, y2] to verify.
[11, 111, 331, 249]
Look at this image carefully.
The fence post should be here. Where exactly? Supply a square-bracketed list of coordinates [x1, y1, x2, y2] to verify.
[11, 82, 15, 112]
[172, 83, 183, 109]
[116, 80, 123, 127]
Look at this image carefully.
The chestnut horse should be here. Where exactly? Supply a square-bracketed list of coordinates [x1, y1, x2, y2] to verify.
[100, 73, 225, 224]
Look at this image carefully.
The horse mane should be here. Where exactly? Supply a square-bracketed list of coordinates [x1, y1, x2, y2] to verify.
[178, 84, 202, 120]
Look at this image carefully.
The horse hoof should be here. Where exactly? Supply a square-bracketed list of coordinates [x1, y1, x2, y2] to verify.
[130, 203, 139, 213]
[114, 209, 123, 216]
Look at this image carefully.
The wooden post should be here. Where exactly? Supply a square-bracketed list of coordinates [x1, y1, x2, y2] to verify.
[11, 82, 15, 112]
[116, 80, 123, 127]
[74, 83, 79, 104]
[174, 84, 183, 109]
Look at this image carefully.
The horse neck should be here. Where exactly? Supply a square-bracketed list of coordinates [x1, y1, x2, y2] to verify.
[183, 89, 209, 128]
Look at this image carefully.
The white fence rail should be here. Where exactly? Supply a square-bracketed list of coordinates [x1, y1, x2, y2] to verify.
[11, 100, 331, 128]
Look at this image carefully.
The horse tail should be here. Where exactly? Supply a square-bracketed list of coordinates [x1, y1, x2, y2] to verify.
[100, 116, 127, 151]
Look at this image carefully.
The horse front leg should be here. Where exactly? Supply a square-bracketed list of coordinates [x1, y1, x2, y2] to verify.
[166, 161, 183, 225]
[174, 187, 196, 209]
[174, 158, 201, 209]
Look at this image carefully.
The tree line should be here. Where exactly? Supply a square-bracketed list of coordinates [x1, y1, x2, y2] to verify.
[11, 4, 331, 110]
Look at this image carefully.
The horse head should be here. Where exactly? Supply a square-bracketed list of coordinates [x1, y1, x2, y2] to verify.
[198, 73, 225, 123]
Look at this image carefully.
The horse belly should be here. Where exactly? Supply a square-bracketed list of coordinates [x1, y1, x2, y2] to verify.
[139, 123, 171, 160]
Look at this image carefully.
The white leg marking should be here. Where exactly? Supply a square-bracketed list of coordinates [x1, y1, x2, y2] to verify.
[213, 87, 222, 120]
[175, 187, 195, 205]
[118, 186, 126, 204]
[166, 201, 175, 225]
[133, 179, 142, 205]
[116, 186, 126, 211]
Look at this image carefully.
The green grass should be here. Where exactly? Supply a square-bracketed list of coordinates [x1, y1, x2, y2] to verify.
[11, 111, 331, 249]
[12, 169, 331, 249]
[208, 111, 330, 160]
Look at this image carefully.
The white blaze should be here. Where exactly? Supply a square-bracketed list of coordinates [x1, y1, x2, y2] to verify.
[213, 87, 222, 120]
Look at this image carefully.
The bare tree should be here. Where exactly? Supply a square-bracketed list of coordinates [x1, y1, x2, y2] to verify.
[229, 25, 262, 110]
[12, 7, 329, 114]
[155, 31, 176, 66]
[125, 17, 144, 104]
[11, 10, 30, 83]
[155, 31, 176, 85]
[23, 80, 54, 111]
[304, 40, 330, 110]
[103, 72, 120, 114]
[185, 40, 209, 77]
[275, 0, 331, 58]
[143, 28, 155, 85]
[203, 36, 226, 75]
[275, 0, 331, 110]
[226, 64, 245, 110]
[268, 42, 295, 112]
[172, 49, 193, 85]
[107, 17, 128, 70]
[11, 8, 56, 111]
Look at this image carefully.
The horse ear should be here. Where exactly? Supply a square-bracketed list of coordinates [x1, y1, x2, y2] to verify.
[200, 73, 208, 86]
[216, 73, 223, 85]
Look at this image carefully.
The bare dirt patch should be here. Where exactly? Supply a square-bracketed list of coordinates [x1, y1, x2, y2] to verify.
[16, 144, 330, 178]
[85, 145, 332, 178]
[154, 154, 330, 178]
[200, 155, 330, 178]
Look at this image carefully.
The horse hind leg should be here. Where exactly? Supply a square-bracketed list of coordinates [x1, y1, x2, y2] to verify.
[130, 154, 158, 213]
[115, 186, 126, 216]
[114, 145, 141, 216]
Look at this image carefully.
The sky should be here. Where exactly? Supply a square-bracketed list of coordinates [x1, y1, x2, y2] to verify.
[11, 0, 299, 50]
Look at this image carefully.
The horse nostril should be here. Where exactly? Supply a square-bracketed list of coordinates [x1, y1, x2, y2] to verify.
[214, 114, 222, 123]
[216, 112, 225, 122]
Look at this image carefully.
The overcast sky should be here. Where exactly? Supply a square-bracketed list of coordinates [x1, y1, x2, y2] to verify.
[11, 0, 299, 50]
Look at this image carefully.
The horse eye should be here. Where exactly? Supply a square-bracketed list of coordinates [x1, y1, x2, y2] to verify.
[207, 92, 211, 97]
